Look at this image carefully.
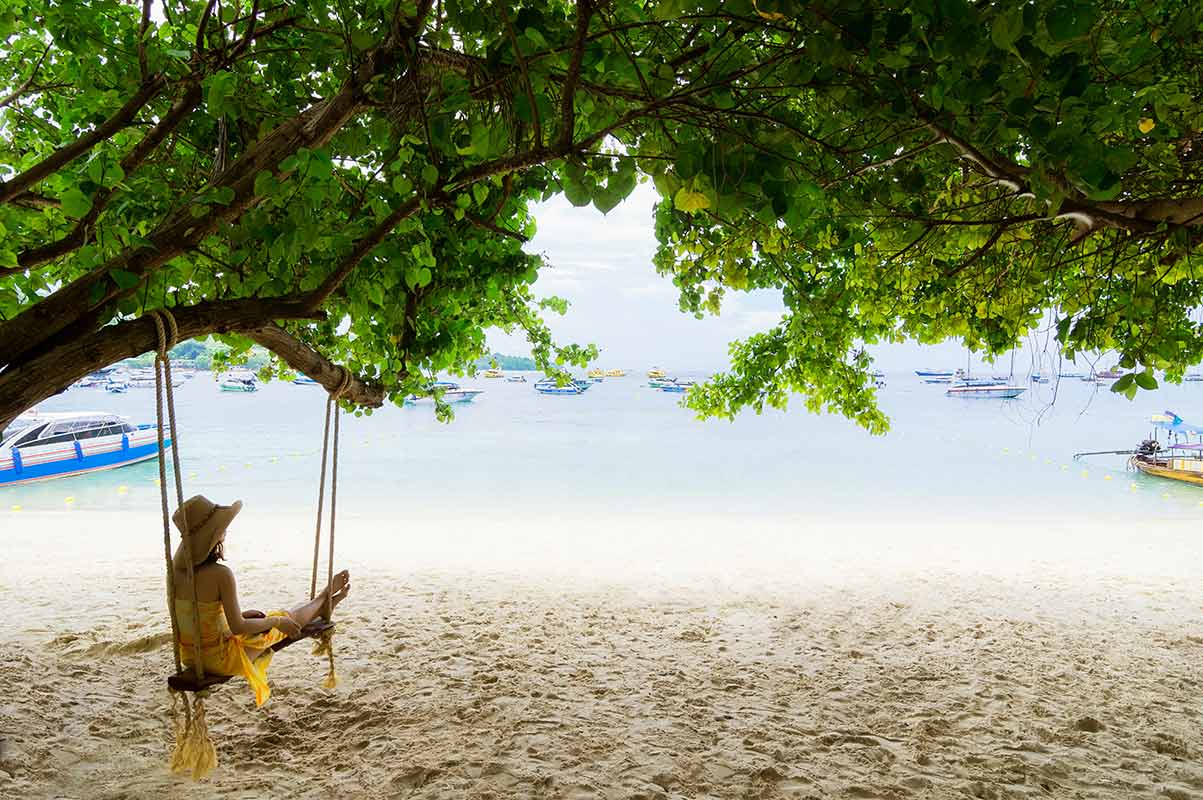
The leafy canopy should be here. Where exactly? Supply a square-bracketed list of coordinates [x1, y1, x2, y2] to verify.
[0, 0, 1201, 431]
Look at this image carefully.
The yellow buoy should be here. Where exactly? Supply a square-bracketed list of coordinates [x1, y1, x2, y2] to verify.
[1103, 475, 1112, 481]
[64, 496, 75, 504]
[1081, 470, 1089, 478]
[10, 504, 22, 512]
[188, 472, 198, 479]
[117, 485, 129, 495]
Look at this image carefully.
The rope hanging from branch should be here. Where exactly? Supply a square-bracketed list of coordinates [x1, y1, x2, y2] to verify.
[310, 367, 351, 689]
[150, 309, 217, 780]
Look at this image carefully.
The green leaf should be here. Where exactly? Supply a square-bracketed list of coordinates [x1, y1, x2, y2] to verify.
[421, 164, 439, 186]
[1134, 370, 1158, 390]
[392, 175, 413, 195]
[109, 269, 140, 290]
[1110, 373, 1134, 393]
[990, 8, 1024, 50]
[61, 188, 93, 219]
[674, 186, 710, 213]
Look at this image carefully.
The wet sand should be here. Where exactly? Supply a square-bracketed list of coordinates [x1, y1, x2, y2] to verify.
[1, 509, 1201, 798]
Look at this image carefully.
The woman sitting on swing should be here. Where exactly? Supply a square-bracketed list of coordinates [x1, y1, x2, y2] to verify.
[172, 494, 351, 706]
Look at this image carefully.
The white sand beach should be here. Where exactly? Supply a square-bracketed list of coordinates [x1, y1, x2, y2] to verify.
[1, 508, 1201, 798]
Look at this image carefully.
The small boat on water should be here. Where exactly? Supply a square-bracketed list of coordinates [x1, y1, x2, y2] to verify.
[647, 367, 668, 379]
[1058, 371, 1085, 379]
[219, 372, 258, 392]
[292, 376, 319, 385]
[1, 411, 169, 486]
[505, 375, 527, 383]
[915, 369, 954, 377]
[534, 378, 588, 395]
[660, 380, 695, 393]
[482, 369, 504, 379]
[1184, 373, 1203, 382]
[1127, 412, 1203, 487]
[648, 377, 678, 388]
[587, 368, 605, 379]
[604, 369, 627, 377]
[403, 381, 484, 404]
[404, 389, 483, 405]
[945, 383, 1027, 399]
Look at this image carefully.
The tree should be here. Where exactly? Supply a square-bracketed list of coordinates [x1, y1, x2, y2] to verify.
[1, 0, 1200, 432]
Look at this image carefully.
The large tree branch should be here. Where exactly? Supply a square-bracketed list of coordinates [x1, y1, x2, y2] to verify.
[246, 322, 385, 407]
[307, 197, 422, 307]
[557, 0, 595, 148]
[0, 42, 52, 110]
[0, 38, 401, 369]
[0, 297, 328, 431]
[14, 82, 205, 271]
[0, 76, 166, 205]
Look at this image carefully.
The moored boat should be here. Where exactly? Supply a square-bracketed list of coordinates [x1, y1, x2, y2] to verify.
[647, 367, 668, 379]
[587, 368, 605, 379]
[1, 411, 169, 486]
[915, 368, 954, 377]
[660, 380, 695, 393]
[1128, 412, 1203, 487]
[945, 384, 1027, 399]
[648, 377, 678, 388]
[404, 388, 483, 405]
[482, 369, 505, 379]
[604, 369, 627, 377]
[219, 371, 258, 392]
[534, 378, 587, 395]
[292, 376, 319, 385]
[505, 375, 527, 383]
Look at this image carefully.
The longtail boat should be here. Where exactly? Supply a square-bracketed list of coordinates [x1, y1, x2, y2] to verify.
[1129, 411, 1203, 486]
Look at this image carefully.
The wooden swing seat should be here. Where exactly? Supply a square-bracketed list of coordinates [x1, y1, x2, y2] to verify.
[166, 620, 335, 693]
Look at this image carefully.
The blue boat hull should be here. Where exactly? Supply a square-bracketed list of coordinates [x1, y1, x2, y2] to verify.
[1, 437, 170, 487]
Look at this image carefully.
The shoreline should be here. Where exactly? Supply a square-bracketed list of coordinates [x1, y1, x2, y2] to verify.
[2, 511, 1201, 798]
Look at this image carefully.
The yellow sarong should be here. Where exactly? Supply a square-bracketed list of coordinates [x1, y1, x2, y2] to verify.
[175, 599, 289, 706]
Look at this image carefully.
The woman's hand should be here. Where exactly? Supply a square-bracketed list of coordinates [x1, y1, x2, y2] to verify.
[271, 615, 302, 639]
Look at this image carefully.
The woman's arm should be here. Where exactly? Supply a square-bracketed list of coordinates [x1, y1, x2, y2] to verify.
[215, 566, 301, 637]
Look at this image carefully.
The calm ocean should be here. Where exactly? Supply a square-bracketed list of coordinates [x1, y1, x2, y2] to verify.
[5, 372, 1203, 522]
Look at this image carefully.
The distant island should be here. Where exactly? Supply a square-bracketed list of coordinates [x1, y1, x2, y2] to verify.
[119, 339, 272, 372]
[474, 353, 537, 371]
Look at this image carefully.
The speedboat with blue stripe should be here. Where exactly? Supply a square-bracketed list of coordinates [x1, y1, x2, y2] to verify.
[1, 411, 169, 486]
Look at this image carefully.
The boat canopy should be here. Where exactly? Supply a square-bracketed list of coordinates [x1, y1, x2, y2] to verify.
[1150, 411, 1203, 435]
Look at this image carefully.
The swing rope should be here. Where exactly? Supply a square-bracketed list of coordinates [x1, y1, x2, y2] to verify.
[150, 309, 217, 780]
[310, 367, 351, 689]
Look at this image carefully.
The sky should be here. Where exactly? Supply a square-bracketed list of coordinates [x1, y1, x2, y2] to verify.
[486, 183, 1071, 375]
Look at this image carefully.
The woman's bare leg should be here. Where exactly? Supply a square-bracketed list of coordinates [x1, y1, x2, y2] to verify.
[242, 572, 352, 661]
[287, 570, 351, 627]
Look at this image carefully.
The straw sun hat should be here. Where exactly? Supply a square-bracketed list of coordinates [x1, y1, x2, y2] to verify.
[171, 495, 243, 569]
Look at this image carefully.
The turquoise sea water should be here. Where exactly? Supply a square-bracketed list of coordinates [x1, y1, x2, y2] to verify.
[5, 371, 1203, 522]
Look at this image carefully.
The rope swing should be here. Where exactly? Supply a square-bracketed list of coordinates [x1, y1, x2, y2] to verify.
[309, 366, 351, 689]
[149, 310, 351, 781]
[150, 309, 218, 780]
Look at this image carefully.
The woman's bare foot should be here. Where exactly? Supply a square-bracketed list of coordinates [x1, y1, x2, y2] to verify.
[322, 570, 351, 612]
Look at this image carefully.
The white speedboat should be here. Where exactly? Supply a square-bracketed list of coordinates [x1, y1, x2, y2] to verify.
[1, 411, 169, 486]
[404, 383, 484, 404]
[945, 384, 1027, 399]
[219, 371, 258, 392]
